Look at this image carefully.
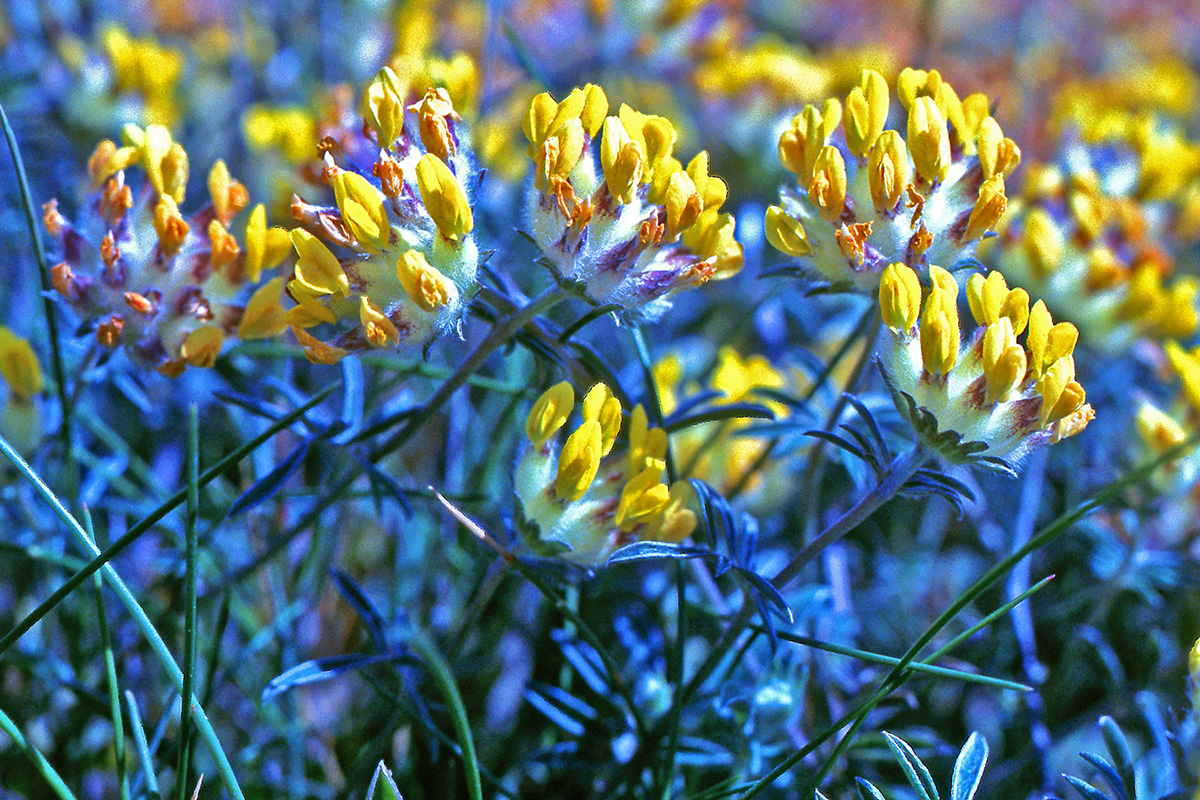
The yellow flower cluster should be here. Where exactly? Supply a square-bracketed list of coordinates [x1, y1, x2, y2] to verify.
[877, 265, 1092, 469]
[44, 125, 291, 376]
[766, 68, 1020, 292]
[100, 25, 184, 127]
[523, 85, 742, 319]
[281, 68, 480, 364]
[988, 163, 1199, 351]
[515, 381, 696, 565]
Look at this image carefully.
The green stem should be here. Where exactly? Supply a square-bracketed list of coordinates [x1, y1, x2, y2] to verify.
[0, 383, 335, 656]
[125, 691, 161, 799]
[771, 444, 929, 590]
[176, 406, 200, 800]
[87, 508, 129, 800]
[0, 703, 79, 800]
[408, 634, 484, 800]
[0, 433, 246, 800]
[0, 102, 76, 503]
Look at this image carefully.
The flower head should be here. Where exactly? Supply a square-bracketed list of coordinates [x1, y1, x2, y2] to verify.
[283, 70, 481, 362]
[877, 264, 1092, 471]
[515, 381, 696, 564]
[522, 86, 743, 321]
[44, 125, 290, 376]
[766, 68, 1020, 292]
[987, 153, 1200, 353]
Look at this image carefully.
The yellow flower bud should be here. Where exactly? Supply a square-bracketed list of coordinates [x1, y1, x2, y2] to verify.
[523, 92, 559, 151]
[180, 325, 223, 369]
[615, 464, 671, 531]
[808, 145, 847, 223]
[359, 296, 401, 348]
[291, 324, 347, 365]
[208, 159, 248, 225]
[897, 67, 943, 110]
[601, 117, 645, 204]
[1023, 208, 1063, 276]
[966, 271, 1028, 333]
[0, 327, 42, 403]
[920, 288, 959, 375]
[982, 318, 1027, 404]
[153, 195, 190, 258]
[844, 69, 889, 159]
[908, 96, 950, 184]
[665, 170, 703, 238]
[555, 419, 603, 501]
[1166, 341, 1200, 414]
[686, 151, 727, 210]
[879, 263, 922, 333]
[527, 382, 575, 448]
[1026, 300, 1078, 379]
[161, 141, 189, 205]
[1135, 401, 1186, 455]
[682, 210, 743, 279]
[238, 276, 289, 340]
[332, 169, 390, 252]
[396, 249, 457, 312]
[764, 206, 812, 257]
[290, 228, 350, 297]
[1036, 357, 1086, 427]
[640, 115, 678, 171]
[929, 264, 959, 300]
[364, 67, 406, 148]
[643, 481, 697, 543]
[207, 219, 240, 278]
[976, 117, 1003, 180]
[778, 104, 826, 183]
[868, 130, 909, 213]
[416, 153, 473, 242]
[962, 175, 1007, 242]
[244, 204, 291, 283]
[579, 84, 608, 137]
[581, 383, 622, 456]
[286, 281, 337, 327]
[411, 87, 458, 162]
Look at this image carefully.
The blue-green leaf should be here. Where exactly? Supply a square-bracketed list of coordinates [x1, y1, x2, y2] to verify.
[883, 731, 940, 800]
[951, 732, 989, 800]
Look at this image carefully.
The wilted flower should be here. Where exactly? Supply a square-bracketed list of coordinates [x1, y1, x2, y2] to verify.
[44, 124, 291, 376]
[766, 68, 1020, 291]
[515, 381, 696, 564]
[283, 69, 481, 363]
[0, 327, 43, 455]
[522, 85, 743, 320]
[877, 264, 1092, 472]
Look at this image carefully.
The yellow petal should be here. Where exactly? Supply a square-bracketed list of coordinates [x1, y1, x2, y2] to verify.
[238, 276, 289, 340]
[527, 382, 575, 448]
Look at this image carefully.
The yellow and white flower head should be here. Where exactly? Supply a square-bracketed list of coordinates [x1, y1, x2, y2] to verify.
[284, 69, 480, 364]
[987, 154, 1200, 353]
[765, 68, 1020, 292]
[515, 381, 697, 565]
[44, 124, 292, 376]
[522, 86, 743, 321]
[0, 328, 44, 455]
[877, 264, 1093, 472]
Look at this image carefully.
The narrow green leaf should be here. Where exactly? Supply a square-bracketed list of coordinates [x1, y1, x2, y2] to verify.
[951, 732, 988, 800]
[883, 732, 940, 800]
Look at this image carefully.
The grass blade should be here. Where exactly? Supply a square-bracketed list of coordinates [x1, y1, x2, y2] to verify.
[176, 405, 200, 800]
